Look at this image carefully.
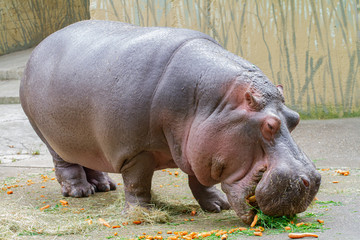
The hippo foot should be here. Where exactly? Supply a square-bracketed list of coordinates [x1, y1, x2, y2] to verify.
[188, 175, 230, 213]
[61, 178, 96, 198]
[54, 162, 116, 197]
[84, 167, 117, 192]
[120, 202, 151, 216]
[197, 186, 231, 213]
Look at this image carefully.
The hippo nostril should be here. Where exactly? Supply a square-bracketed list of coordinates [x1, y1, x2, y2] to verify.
[302, 178, 309, 187]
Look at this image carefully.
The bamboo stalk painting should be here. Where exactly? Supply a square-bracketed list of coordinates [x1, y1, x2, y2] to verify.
[90, 0, 359, 119]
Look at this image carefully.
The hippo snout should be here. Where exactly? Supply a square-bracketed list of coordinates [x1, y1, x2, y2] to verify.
[255, 167, 321, 216]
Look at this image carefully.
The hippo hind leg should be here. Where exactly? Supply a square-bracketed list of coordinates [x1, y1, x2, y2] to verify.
[50, 148, 116, 197]
[27, 119, 116, 197]
[188, 175, 230, 212]
[84, 167, 116, 192]
[50, 148, 94, 197]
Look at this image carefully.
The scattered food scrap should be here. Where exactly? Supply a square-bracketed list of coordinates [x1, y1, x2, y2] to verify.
[288, 233, 319, 239]
[98, 218, 111, 228]
[59, 200, 69, 206]
[335, 169, 349, 176]
[40, 205, 50, 211]
[250, 214, 259, 227]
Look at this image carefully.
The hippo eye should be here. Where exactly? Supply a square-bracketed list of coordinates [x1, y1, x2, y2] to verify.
[261, 115, 281, 141]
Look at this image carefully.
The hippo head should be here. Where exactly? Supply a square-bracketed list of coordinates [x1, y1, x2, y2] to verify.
[185, 72, 321, 224]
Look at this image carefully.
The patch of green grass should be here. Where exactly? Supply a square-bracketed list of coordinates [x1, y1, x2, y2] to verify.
[18, 230, 43, 236]
[256, 210, 296, 229]
[31, 150, 40, 155]
[304, 212, 324, 218]
[315, 200, 343, 206]
[304, 212, 316, 217]
[256, 210, 324, 234]
[312, 158, 325, 164]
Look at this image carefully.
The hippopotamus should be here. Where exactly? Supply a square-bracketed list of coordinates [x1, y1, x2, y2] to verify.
[20, 20, 321, 224]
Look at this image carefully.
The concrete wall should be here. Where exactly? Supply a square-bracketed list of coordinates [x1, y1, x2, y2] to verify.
[0, 0, 90, 55]
[90, 0, 360, 119]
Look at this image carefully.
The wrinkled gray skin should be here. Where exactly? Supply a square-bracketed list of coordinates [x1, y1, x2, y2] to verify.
[20, 20, 321, 224]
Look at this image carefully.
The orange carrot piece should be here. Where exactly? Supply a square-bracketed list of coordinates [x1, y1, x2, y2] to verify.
[288, 233, 319, 239]
[98, 218, 111, 228]
[59, 200, 68, 206]
[167, 237, 178, 240]
[103, 222, 111, 228]
[133, 220, 142, 225]
[254, 231, 263, 236]
[7, 190, 13, 194]
[250, 214, 258, 227]
[221, 234, 228, 240]
[40, 204, 50, 210]
[85, 219, 93, 225]
[248, 195, 256, 202]
[215, 230, 227, 236]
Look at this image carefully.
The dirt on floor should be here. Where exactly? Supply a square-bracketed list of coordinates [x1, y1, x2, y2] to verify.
[1, 167, 359, 240]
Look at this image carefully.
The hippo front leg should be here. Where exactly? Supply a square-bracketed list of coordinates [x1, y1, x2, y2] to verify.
[121, 152, 156, 210]
[188, 175, 230, 212]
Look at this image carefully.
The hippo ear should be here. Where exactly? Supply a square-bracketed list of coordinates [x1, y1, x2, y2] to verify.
[277, 85, 284, 96]
[245, 91, 260, 110]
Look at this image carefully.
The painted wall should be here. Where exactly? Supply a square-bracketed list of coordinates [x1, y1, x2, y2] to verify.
[0, 0, 90, 55]
[90, 0, 360, 119]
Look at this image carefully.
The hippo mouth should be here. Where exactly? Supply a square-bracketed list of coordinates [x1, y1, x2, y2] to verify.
[254, 168, 320, 217]
[244, 165, 321, 220]
[222, 163, 320, 225]
[244, 168, 266, 209]
[221, 165, 267, 224]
